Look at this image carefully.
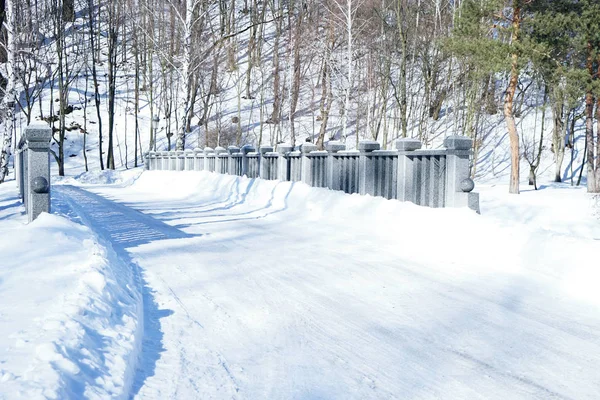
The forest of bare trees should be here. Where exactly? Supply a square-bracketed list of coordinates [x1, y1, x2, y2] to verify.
[0, 0, 599, 194]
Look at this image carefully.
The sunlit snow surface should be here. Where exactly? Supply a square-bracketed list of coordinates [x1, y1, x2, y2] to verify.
[1, 170, 599, 399]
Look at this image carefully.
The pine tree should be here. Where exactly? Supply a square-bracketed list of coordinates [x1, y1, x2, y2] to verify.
[448, 0, 525, 194]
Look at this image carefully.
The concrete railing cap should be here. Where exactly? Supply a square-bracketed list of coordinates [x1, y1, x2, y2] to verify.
[301, 143, 318, 153]
[277, 144, 293, 154]
[396, 138, 422, 151]
[259, 146, 274, 154]
[443, 135, 472, 150]
[241, 144, 256, 154]
[358, 141, 381, 152]
[24, 124, 51, 142]
[325, 141, 346, 153]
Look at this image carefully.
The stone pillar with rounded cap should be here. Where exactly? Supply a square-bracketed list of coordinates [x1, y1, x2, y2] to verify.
[23, 124, 52, 222]
[358, 141, 381, 195]
[443, 135, 479, 213]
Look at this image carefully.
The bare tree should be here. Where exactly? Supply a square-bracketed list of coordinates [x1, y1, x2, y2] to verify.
[0, 0, 15, 182]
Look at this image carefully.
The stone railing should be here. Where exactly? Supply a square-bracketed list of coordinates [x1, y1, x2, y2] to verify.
[145, 136, 479, 212]
[15, 124, 52, 222]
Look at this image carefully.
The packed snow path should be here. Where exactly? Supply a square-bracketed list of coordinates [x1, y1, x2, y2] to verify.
[53, 173, 600, 400]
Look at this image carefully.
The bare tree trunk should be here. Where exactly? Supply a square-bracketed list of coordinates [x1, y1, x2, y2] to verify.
[106, 2, 119, 169]
[133, 13, 141, 167]
[551, 86, 565, 182]
[62, 0, 74, 21]
[504, 2, 521, 194]
[529, 86, 547, 189]
[289, 3, 303, 144]
[0, 0, 15, 182]
[342, 0, 351, 140]
[396, 1, 408, 138]
[244, 0, 259, 99]
[88, 0, 104, 169]
[83, 70, 89, 172]
[176, 0, 201, 150]
[594, 54, 600, 192]
[586, 41, 598, 192]
[53, 0, 70, 177]
[0, 0, 6, 29]
[269, 1, 282, 124]
[316, 58, 330, 149]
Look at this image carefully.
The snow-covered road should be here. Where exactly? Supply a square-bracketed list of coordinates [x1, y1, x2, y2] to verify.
[51, 171, 600, 399]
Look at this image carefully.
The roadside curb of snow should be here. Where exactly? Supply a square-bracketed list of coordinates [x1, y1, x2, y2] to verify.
[54, 191, 145, 399]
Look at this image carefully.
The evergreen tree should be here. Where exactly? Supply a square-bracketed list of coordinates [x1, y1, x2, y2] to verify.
[448, 0, 526, 194]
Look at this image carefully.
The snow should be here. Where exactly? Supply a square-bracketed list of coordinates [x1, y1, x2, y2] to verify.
[3, 170, 599, 399]
[0, 180, 143, 399]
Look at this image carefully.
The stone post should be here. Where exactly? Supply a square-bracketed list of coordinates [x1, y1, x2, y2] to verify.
[214, 146, 227, 174]
[182, 149, 192, 170]
[193, 148, 203, 171]
[277, 144, 293, 181]
[203, 147, 215, 171]
[168, 151, 176, 170]
[300, 143, 318, 185]
[396, 138, 422, 202]
[443, 135, 480, 213]
[358, 141, 381, 195]
[240, 144, 256, 176]
[175, 151, 185, 171]
[24, 124, 51, 222]
[325, 141, 345, 190]
[259, 146, 274, 179]
[228, 146, 240, 175]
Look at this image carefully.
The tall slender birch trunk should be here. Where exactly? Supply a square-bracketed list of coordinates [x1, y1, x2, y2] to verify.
[342, 0, 353, 141]
[0, 0, 16, 182]
[176, 0, 200, 150]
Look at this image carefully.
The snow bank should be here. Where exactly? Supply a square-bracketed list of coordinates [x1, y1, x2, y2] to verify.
[104, 170, 600, 307]
[0, 181, 143, 400]
[54, 168, 143, 187]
